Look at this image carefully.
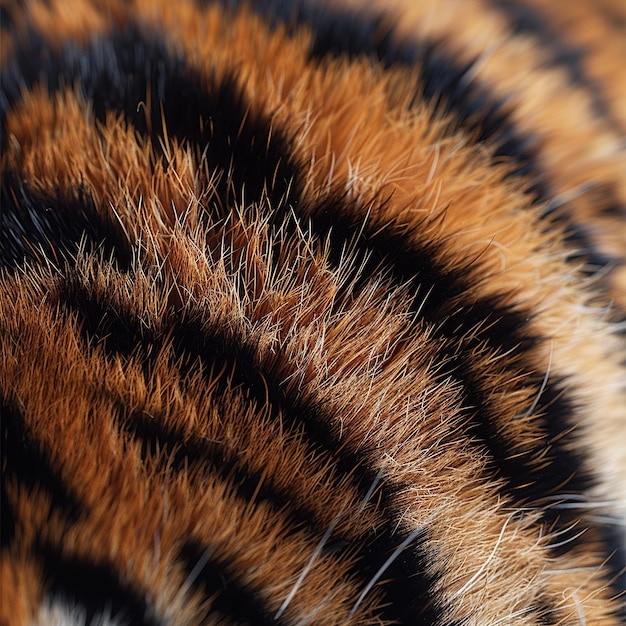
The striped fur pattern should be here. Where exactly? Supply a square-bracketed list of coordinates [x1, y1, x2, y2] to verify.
[1, 0, 625, 624]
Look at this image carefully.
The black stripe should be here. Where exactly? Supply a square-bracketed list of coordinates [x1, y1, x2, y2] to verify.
[0, 170, 132, 271]
[216, 0, 549, 199]
[39, 543, 158, 626]
[216, 0, 618, 290]
[4, 12, 621, 614]
[0, 0, 605, 260]
[1, 395, 82, 549]
[0, 26, 296, 212]
[118, 403, 352, 589]
[7, 17, 601, 612]
[541, 205, 614, 280]
[309, 16, 546, 189]
[55, 276, 451, 625]
[307, 195, 602, 530]
[489, 0, 625, 133]
[116, 404, 324, 540]
[199, 6, 625, 592]
[604, 525, 626, 619]
[263, 192, 619, 603]
[179, 541, 284, 626]
[1, 25, 297, 270]
[0, 4, 13, 31]
[545, 186, 626, 298]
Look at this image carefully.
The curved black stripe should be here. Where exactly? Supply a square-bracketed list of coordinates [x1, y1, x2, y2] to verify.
[39, 543, 158, 626]
[543, 186, 626, 302]
[1, 7, 618, 290]
[55, 251, 623, 618]
[216, 0, 548, 198]
[1, 18, 604, 604]
[215, 0, 617, 292]
[1, 396, 82, 549]
[308, 194, 600, 530]
[201, 6, 626, 595]
[0, 26, 296, 211]
[489, 0, 625, 133]
[1, 25, 297, 271]
[116, 405, 325, 540]
[180, 541, 285, 626]
[2, 27, 449, 623]
[3, 13, 621, 613]
[55, 276, 450, 625]
[0, 170, 132, 271]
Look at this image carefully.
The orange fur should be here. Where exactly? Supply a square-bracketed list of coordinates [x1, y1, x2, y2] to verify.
[1, 1, 625, 624]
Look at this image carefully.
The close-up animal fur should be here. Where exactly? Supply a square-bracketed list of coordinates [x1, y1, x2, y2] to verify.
[1, 0, 626, 624]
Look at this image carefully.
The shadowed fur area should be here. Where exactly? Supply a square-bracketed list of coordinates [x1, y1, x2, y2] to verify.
[1, 0, 625, 624]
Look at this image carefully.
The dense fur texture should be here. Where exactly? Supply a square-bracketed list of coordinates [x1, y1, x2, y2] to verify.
[1, 0, 626, 624]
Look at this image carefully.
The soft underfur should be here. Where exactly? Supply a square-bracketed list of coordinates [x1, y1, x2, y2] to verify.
[1, 0, 625, 624]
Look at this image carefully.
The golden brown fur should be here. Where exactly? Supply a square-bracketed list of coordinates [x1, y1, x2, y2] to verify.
[1, 0, 625, 624]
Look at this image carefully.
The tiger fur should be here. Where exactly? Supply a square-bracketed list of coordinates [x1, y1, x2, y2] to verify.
[1, 0, 625, 624]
